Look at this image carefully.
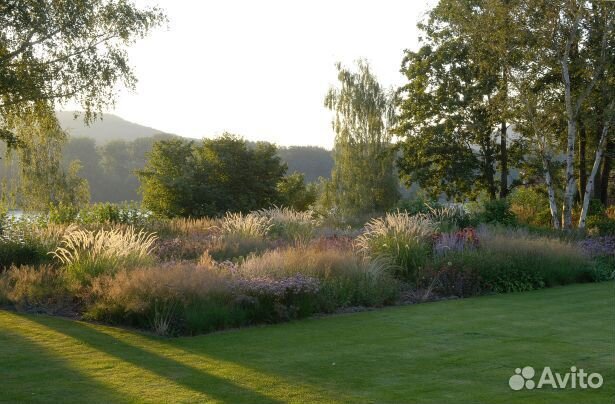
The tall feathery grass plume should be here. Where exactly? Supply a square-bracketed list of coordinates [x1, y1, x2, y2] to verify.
[51, 226, 158, 283]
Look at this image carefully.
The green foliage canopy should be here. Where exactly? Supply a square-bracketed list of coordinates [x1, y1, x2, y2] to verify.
[137, 134, 288, 217]
[0, 0, 166, 145]
[325, 60, 399, 217]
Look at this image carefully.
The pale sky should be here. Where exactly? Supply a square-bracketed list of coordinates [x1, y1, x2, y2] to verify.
[104, 0, 433, 149]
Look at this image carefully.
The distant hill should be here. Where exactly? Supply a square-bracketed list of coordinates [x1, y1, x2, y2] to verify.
[56, 111, 169, 144]
[52, 111, 334, 202]
[278, 146, 333, 182]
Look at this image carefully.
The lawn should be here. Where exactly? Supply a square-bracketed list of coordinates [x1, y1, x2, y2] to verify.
[1, 282, 613, 404]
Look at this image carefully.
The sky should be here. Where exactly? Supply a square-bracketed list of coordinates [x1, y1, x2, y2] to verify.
[103, 0, 433, 149]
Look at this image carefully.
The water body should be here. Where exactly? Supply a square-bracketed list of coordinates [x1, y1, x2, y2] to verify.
[7, 210, 24, 219]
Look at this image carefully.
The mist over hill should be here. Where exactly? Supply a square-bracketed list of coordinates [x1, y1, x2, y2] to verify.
[56, 111, 170, 144]
[48, 112, 335, 203]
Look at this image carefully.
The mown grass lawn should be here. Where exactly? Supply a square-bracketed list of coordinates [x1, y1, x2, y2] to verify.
[1, 282, 613, 404]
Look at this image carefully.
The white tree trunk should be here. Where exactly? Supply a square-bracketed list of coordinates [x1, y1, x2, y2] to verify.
[542, 157, 560, 229]
[561, 52, 577, 229]
[562, 119, 577, 229]
[579, 121, 611, 228]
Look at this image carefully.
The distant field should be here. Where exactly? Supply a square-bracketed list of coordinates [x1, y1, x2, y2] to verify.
[1, 282, 613, 404]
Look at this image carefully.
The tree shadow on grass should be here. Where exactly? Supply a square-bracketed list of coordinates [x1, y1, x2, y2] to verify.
[0, 325, 128, 404]
[19, 313, 283, 404]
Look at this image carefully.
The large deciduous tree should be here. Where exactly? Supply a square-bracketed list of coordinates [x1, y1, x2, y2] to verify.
[0, 0, 166, 141]
[324, 60, 399, 218]
[0, 0, 165, 207]
[395, 0, 522, 202]
[398, 0, 613, 229]
[138, 134, 288, 218]
[510, 0, 613, 228]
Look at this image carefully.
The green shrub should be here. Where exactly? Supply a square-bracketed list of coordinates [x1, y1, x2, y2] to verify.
[586, 215, 615, 236]
[276, 172, 317, 211]
[588, 199, 606, 216]
[509, 186, 552, 227]
[80, 203, 123, 224]
[396, 197, 442, 216]
[356, 212, 437, 280]
[591, 256, 615, 282]
[430, 230, 594, 294]
[0, 240, 50, 269]
[80, 202, 151, 226]
[476, 199, 516, 226]
[48, 202, 80, 224]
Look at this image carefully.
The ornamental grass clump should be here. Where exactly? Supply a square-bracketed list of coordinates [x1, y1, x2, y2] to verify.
[426, 204, 472, 231]
[51, 226, 158, 283]
[356, 211, 438, 280]
[85, 262, 235, 335]
[150, 217, 219, 237]
[0, 265, 73, 313]
[239, 246, 400, 309]
[220, 212, 272, 238]
[0, 220, 72, 269]
[86, 261, 325, 335]
[256, 206, 319, 246]
[208, 212, 275, 260]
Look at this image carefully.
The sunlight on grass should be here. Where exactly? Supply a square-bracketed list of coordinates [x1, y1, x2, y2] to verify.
[1, 310, 353, 403]
[79, 322, 355, 403]
[0, 311, 216, 403]
[1, 283, 613, 404]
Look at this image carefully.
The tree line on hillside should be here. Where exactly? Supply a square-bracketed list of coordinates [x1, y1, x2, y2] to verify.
[0, 135, 333, 208]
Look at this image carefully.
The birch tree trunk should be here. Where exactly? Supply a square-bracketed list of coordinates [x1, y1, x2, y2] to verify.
[560, 5, 609, 228]
[500, 121, 508, 198]
[579, 119, 587, 201]
[579, 117, 612, 228]
[543, 155, 561, 229]
[561, 104, 577, 229]
[560, 9, 580, 229]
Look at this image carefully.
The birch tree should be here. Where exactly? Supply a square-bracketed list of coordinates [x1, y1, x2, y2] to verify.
[0, 0, 166, 147]
[558, 2, 612, 228]
[519, 93, 564, 229]
[510, 0, 613, 229]
[325, 60, 399, 218]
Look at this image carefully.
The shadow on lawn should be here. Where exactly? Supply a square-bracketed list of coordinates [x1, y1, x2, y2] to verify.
[20, 313, 283, 404]
[0, 326, 128, 403]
